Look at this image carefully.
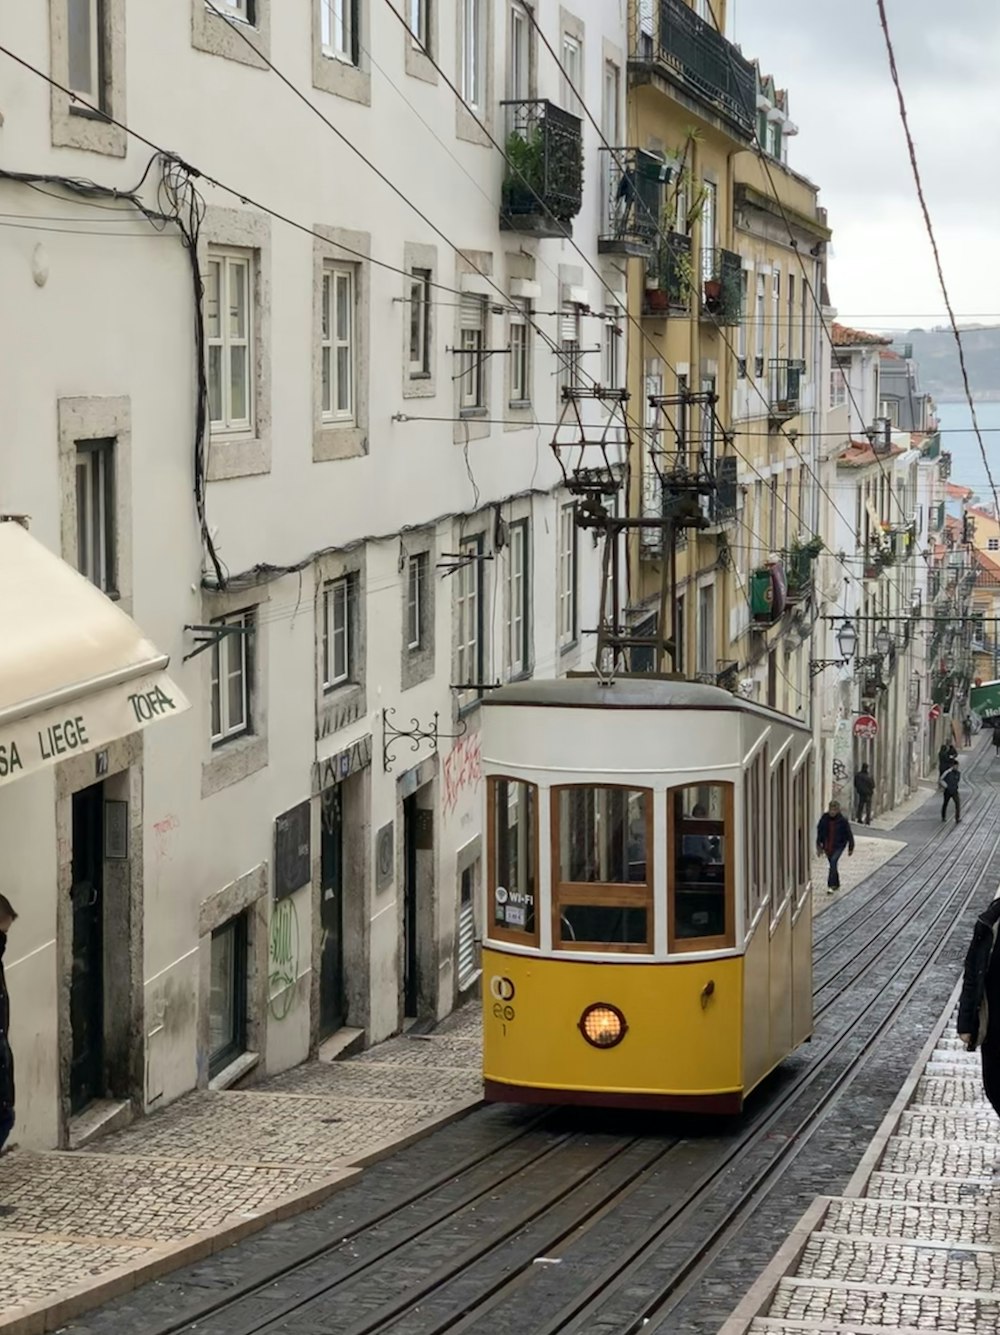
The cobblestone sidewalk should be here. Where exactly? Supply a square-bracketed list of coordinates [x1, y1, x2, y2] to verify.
[0, 1004, 482, 1333]
[811, 835, 906, 918]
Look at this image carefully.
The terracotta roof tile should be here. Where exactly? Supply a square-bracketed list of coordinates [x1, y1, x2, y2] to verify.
[836, 439, 906, 467]
[831, 322, 893, 347]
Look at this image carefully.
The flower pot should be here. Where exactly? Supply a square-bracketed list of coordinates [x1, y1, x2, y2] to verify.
[644, 287, 670, 315]
[703, 279, 722, 300]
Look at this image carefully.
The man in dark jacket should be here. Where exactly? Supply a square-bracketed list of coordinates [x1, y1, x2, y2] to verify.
[853, 764, 874, 825]
[0, 894, 16, 1154]
[958, 895, 1000, 1117]
[816, 800, 854, 893]
[963, 715, 973, 747]
[939, 741, 958, 775]
[941, 762, 961, 825]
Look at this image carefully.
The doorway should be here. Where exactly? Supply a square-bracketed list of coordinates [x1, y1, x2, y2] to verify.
[319, 784, 346, 1039]
[70, 782, 104, 1113]
[403, 795, 419, 1019]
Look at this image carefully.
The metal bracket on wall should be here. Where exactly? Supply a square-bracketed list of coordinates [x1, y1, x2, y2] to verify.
[382, 708, 467, 774]
[182, 622, 254, 663]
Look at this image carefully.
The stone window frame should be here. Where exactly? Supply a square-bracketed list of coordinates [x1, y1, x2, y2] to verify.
[452, 519, 490, 718]
[201, 583, 270, 797]
[503, 252, 537, 433]
[404, 0, 438, 84]
[49, 0, 127, 156]
[191, 0, 271, 69]
[313, 225, 370, 463]
[558, 7, 586, 115]
[316, 550, 367, 740]
[57, 395, 134, 616]
[312, 0, 371, 105]
[402, 242, 438, 400]
[501, 499, 534, 682]
[456, 0, 493, 146]
[197, 863, 269, 1089]
[199, 208, 272, 481]
[401, 529, 436, 691]
[453, 253, 494, 446]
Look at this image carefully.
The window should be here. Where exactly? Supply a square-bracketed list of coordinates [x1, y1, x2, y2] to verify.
[209, 914, 247, 1079]
[697, 584, 714, 676]
[215, 0, 253, 18]
[323, 576, 353, 689]
[210, 611, 253, 745]
[669, 782, 734, 950]
[407, 553, 427, 650]
[488, 778, 538, 942]
[830, 354, 848, 409]
[461, 0, 485, 110]
[506, 519, 530, 677]
[787, 272, 796, 361]
[321, 0, 358, 64]
[558, 503, 577, 646]
[554, 786, 652, 951]
[744, 749, 768, 926]
[67, 0, 103, 101]
[458, 860, 480, 984]
[701, 179, 717, 281]
[206, 249, 253, 433]
[771, 756, 791, 918]
[602, 310, 621, 389]
[409, 268, 431, 379]
[792, 759, 811, 914]
[459, 294, 487, 411]
[456, 535, 483, 698]
[509, 299, 531, 404]
[321, 264, 355, 423]
[602, 61, 621, 142]
[736, 272, 748, 377]
[561, 33, 582, 113]
[755, 273, 767, 377]
[508, 4, 530, 100]
[989, 538, 1000, 553]
[559, 304, 582, 392]
[75, 440, 116, 594]
[408, 0, 428, 48]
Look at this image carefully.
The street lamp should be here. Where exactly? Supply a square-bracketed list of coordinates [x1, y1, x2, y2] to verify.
[875, 625, 893, 657]
[836, 620, 858, 661]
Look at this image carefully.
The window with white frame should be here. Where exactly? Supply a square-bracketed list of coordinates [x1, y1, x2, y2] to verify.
[409, 268, 431, 379]
[830, 354, 848, 409]
[697, 583, 715, 675]
[509, 298, 530, 404]
[736, 272, 748, 378]
[558, 503, 577, 646]
[75, 439, 116, 594]
[506, 519, 530, 677]
[701, 179, 717, 281]
[407, 552, 427, 650]
[461, 0, 485, 110]
[989, 538, 999, 553]
[321, 264, 356, 423]
[602, 61, 621, 142]
[456, 535, 483, 698]
[559, 303, 582, 392]
[321, 0, 358, 65]
[206, 249, 253, 433]
[408, 0, 429, 48]
[755, 272, 766, 377]
[459, 294, 487, 411]
[210, 611, 253, 745]
[602, 309, 621, 388]
[561, 32, 582, 113]
[323, 575, 354, 690]
[67, 0, 105, 101]
[508, 4, 530, 100]
[214, 0, 253, 20]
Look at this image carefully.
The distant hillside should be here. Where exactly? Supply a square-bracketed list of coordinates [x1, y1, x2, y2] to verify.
[897, 325, 1000, 402]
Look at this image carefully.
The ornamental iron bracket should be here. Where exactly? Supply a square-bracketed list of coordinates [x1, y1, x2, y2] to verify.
[183, 622, 254, 663]
[382, 708, 467, 774]
[809, 658, 848, 679]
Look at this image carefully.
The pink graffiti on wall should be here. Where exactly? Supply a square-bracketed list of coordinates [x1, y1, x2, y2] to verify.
[443, 732, 482, 817]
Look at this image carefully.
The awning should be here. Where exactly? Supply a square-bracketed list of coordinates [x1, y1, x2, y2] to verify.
[0, 521, 189, 787]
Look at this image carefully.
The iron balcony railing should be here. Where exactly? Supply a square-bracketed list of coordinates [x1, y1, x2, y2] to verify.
[599, 148, 670, 257]
[500, 99, 584, 237]
[700, 248, 742, 325]
[768, 358, 804, 423]
[632, 0, 756, 138]
[643, 230, 693, 315]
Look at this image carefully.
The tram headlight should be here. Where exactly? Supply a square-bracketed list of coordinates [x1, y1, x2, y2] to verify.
[578, 1003, 627, 1049]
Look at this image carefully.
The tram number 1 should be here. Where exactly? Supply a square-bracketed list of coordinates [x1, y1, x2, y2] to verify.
[490, 978, 516, 1035]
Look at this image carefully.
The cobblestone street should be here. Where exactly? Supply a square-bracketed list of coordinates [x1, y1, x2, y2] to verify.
[0, 1006, 481, 1332]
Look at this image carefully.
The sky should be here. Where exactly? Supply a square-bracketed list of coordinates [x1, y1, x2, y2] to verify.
[730, 0, 1000, 332]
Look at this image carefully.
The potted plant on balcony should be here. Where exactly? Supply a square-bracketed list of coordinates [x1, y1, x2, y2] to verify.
[503, 127, 545, 216]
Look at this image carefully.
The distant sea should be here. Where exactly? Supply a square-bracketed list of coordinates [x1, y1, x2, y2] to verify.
[936, 400, 1000, 505]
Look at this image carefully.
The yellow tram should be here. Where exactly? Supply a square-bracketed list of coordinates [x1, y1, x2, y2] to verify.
[481, 676, 813, 1114]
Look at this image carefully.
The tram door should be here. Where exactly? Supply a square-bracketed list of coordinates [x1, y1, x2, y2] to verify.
[70, 783, 105, 1113]
[319, 785, 346, 1039]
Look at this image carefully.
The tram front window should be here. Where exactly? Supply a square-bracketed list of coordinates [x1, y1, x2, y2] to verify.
[489, 778, 538, 942]
[670, 784, 732, 947]
[554, 786, 652, 951]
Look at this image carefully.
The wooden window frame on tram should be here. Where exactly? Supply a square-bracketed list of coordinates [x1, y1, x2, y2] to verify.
[486, 774, 541, 948]
[550, 782, 655, 955]
[667, 780, 736, 954]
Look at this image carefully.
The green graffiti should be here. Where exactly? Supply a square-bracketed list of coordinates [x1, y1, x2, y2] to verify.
[269, 896, 300, 1021]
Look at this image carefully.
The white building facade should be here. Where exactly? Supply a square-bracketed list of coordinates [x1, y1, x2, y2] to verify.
[0, 0, 628, 1147]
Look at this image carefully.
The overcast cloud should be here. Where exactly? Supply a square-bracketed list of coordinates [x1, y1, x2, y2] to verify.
[730, 1, 1000, 330]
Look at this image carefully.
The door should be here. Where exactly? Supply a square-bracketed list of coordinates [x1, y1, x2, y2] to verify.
[403, 795, 419, 1018]
[319, 785, 346, 1039]
[70, 783, 104, 1113]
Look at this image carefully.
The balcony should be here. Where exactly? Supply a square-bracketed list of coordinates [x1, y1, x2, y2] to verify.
[700, 248, 742, 325]
[643, 231, 693, 316]
[599, 148, 670, 258]
[631, 0, 756, 140]
[768, 358, 804, 428]
[500, 99, 583, 239]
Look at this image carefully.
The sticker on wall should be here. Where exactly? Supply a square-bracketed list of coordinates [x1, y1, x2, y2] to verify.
[376, 822, 394, 891]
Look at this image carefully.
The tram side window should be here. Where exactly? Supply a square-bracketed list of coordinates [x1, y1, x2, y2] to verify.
[554, 786, 652, 950]
[744, 750, 768, 927]
[489, 778, 538, 942]
[792, 757, 813, 911]
[669, 782, 734, 949]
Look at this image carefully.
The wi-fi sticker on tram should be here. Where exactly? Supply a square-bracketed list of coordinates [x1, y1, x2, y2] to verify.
[490, 976, 515, 1002]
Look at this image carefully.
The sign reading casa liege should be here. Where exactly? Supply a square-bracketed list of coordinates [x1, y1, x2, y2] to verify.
[0, 674, 187, 786]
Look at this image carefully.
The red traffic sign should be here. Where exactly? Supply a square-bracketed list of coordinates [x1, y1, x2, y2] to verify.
[929, 704, 941, 721]
[853, 714, 879, 739]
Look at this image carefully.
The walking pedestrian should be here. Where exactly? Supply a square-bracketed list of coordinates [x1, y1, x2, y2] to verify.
[939, 741, 958, 775]
[963, 715, 973, 747]
[993, 723, 1000, 757]
[940, 761, 961, 825]
[853, 763, 874, 825]
[0, 894, 16, 1156]
[815, 800, 854, 894]
[958, 895, 1000, 1118]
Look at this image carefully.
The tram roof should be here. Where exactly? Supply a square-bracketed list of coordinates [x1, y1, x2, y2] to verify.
[482, 674, 810, 730]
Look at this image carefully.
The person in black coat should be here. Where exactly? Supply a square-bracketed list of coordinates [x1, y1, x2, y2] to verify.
[0, 894, 16, 1154]
[815, 800, 854, 893]
[938, 742, 958, 775]
[941, 762, 961, 825]
[853, 764, 874, 825]
[958, 895, 1000, 1117]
